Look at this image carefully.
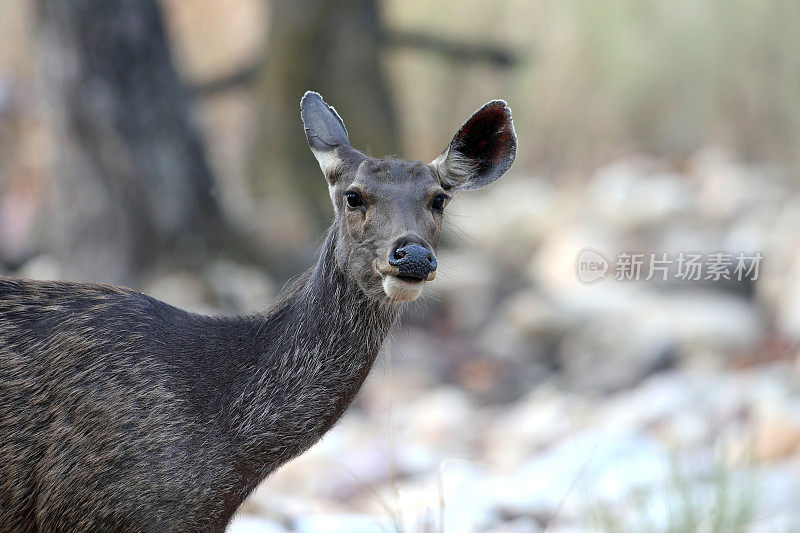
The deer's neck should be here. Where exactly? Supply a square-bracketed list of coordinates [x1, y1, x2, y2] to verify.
[228, 226, 398, 483]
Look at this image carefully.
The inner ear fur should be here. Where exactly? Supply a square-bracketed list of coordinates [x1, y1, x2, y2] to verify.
[432, 100, 516, 191]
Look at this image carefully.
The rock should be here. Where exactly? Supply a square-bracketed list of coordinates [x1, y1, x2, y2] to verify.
[476, 290, 568, 363]
[501, 291, 568, 338]
[293, 514, 394, 533]
[448, 177, 560, 269]
[529, 264, 761, 388]
[351, 461, 495, 533]
[772, 253, 800, 342]
[430, 249, 497, 332]
[225, 516, 287, 533]
[755, 464, 800, 522]
[483, 386, 585, 469]
[752, 400, 800, 462]
[598, 372, 697, 434]
[488, 430, 671, 520]
[400, 387, 476, 457]
[260, 408, 435, 506]
[240, 483, 329, 520]
[588, 159, 693, 230]
[488, 517, 543, 533]
[638, 290, 762, 357]
[476, 318, 536, 363]
[360, 349, 436, 409]
[652, 410, 709, 448]
[557, 312, 674, 392]
[526, 225, 618, 294]
[429, 461, 496, 532]
[689, 147, 753, 221]
[454, 357, 514, 399]
[749, 513, 800, 533]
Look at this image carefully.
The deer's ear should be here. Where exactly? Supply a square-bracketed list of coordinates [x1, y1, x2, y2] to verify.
[301, 91, 353, 179]
[431, 100, 516, 191]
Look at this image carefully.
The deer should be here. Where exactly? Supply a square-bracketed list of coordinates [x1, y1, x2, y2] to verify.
[0, 91, 516, 532]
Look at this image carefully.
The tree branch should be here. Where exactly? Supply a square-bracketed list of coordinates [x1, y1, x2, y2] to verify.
[382, 29, 517, 67]
[189, 30, 517, 97]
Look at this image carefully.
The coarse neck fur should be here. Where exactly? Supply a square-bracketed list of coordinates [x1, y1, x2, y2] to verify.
[218, 221, 400, 510]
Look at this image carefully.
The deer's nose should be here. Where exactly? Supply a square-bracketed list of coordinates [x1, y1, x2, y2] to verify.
[388, 242, 437, 281]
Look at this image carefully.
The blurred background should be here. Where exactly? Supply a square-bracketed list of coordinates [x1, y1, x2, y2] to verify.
[2, 0, 800, 531]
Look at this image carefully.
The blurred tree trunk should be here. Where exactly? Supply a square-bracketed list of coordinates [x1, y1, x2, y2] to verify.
[251, 0, 399, 226]
[34, 0, 243, 284]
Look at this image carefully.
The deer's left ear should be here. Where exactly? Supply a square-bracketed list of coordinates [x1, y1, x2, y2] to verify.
[431, 100, 516, 191]
[301, 91, 362, 182]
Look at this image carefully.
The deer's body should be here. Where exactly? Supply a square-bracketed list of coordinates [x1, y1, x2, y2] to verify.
[0, 92, 515, 532]
[0, 227, 397, 532]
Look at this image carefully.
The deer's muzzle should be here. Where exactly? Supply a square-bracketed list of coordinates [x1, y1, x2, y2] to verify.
[388, 242, 437, 282]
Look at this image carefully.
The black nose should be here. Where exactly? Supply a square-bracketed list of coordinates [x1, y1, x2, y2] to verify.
[388, 242, 437, 281]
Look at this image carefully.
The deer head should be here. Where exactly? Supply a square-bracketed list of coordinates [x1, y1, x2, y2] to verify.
[301, 91, 516, 303]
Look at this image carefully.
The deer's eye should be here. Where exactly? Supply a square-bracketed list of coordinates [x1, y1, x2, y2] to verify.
[345, 191, 363, 209]
[431, 194, 449, 212]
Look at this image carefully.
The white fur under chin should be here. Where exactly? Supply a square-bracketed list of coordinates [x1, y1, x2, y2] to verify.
[382, 275, 424, 302]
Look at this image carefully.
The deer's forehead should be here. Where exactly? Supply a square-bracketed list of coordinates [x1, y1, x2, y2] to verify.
[351, 158, 438, 195]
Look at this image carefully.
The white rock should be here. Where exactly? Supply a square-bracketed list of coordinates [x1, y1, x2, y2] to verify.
[588, 161, 693, 230]
[293, 514, 394, 533]
[361, 461, 496, 533]
[484, 387, 586, 469]
[400, 387, 476, 457]
[598, 372, 697, 433]
[488, 430, 671, 519]
[638, 291, 762, 355]
[226, 516, 286, 533]
[755, 463, 800, 520]
[500, 290, 569, 339]
[749, 513, 800, 533]
[433, 461, 497, 532]
[751, 399, 800, 462]
[689, 147, 753, 220]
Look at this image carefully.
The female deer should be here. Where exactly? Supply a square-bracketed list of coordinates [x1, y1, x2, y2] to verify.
[0, 92, 516, 532]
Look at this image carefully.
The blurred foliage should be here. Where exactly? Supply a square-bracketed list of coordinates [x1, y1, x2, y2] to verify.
[386, 0, 800, 172]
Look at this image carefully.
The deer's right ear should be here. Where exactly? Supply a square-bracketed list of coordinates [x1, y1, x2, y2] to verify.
[301, 91, 354, 182]
[431, 100, 516, 191]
